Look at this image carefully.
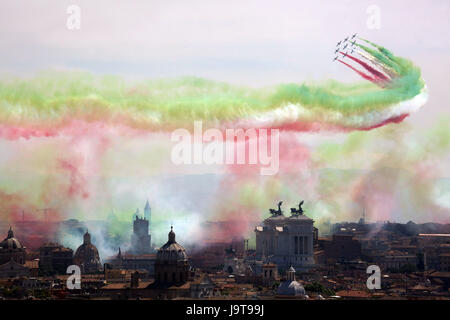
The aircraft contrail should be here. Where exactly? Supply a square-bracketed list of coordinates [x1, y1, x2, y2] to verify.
[339, 51, 390, 84]
[0, 37, 427, 134]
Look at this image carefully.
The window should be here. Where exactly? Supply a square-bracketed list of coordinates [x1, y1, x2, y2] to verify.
[299, 237, 304, 254]
[294, 236, 298, 254]
[304, 237, 308, 254]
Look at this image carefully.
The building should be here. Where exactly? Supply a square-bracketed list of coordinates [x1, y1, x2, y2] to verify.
[262, 263, 279, 286]
[0, 227, 26, 265]
[374, 252, 418, 272]
[154, 226, 190, 285]
[418, 235, 450, 271]
[190, 274, 215, 298]
[104, 268, 145, 283]
[417, 234, 450, 247]
[429, 272, 450, 290]
[0, 259, 30, 278]
[106, 247, 156, 275]
[190, 238, 245, 271]
[24, 259, 39, 277]
[421, 244, 450, 271]
[39, 242, 73, 274]
[439, 253, 450, 272]
[101, 227, 193, 300]
[276, 266, 306, 298]
[14, 277, 53, 290]
[73, 230, 102, 274]
[131, 215, 152, 254]
[321, 234, 362, 262]
[223, 245, 249, 275]
[255, 202, 315, 271]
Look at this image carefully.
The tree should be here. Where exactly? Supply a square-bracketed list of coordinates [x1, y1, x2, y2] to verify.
[304, 282, 335, 296]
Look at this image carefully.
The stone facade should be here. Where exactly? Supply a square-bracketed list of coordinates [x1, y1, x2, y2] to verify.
[262, 263, 279, 285]
[0, 259, 30, 278]
[131, 215, 151, 254]
[106, 248, 156, 276]
[0, 227, 26, 265]
[255, 210, 315, 271]
[322, 234, 362, 262]
[39, 242, 73, 274]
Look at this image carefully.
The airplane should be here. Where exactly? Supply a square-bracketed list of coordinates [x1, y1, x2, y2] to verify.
[342, 43, 348, 50]
[336, 41, 341, 46]
[344, 37, 349, 42]
[342, 52, 348, 58]
[352, 33, 357, 39]
[351, 40, 356, 46]
[335, 48, 339, 53]
[351, 49, 354, 54]
[333, 56, 338, 61]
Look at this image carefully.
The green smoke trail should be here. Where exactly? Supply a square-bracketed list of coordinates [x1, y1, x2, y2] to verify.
[359, 37, 396, 62]
[0, 38, 426, 131]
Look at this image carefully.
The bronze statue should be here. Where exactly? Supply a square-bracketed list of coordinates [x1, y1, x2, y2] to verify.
[290, 200, 304, 216]
[269, 201, 283, 216]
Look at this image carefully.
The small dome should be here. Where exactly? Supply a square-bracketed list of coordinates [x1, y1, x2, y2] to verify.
[157, 226, 188, 262]
[74, 230, 102, 273]
[277, 280, 306, 296]
[0, 227, 24, 250]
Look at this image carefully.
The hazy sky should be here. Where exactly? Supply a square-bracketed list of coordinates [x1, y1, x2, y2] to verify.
[1, 0, 449, 210]
[1, 0, 449, 127]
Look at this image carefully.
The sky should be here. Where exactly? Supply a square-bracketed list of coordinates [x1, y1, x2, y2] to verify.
[0, 0, 448, 125]
[0, 0, 449, 252]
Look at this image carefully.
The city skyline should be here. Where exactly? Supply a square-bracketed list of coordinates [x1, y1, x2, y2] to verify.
[0, 0, 448, 304]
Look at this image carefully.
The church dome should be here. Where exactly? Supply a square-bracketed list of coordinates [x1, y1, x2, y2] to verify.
[0, 227, 24, 250]
[74, 230, 102, 273]
[157, 226, 188, 261]
[277, 266, 306, 297]
[277, 280, 306, 296]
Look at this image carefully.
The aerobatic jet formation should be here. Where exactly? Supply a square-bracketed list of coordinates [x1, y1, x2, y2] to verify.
[334, 34, 359, 62]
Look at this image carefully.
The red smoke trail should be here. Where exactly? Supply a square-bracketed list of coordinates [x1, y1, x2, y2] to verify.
[58, 159, 90, 199]
[0, 125, 58, 140]
[340, 52, 391, 82]
[337, 60, 382, 86]
[358, 113, 409, 131]
[274, 121, 349, 133]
